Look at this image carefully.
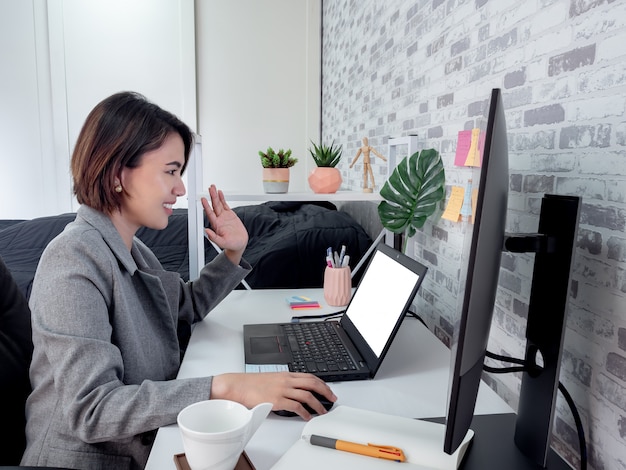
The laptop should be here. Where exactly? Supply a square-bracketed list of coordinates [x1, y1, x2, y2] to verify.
[243, 243, 428, 382]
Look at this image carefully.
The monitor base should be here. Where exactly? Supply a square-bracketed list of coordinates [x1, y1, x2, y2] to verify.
[425, 414, 573, 470]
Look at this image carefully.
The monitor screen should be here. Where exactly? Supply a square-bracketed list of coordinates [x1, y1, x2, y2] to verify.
[444, 88, 509, 454]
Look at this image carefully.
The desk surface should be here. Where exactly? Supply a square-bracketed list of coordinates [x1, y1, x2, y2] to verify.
[145, 289, 512, 470]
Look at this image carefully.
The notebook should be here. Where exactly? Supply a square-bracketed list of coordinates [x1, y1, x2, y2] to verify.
[243, 243, 428, 381]
[270, 406, 473, 470]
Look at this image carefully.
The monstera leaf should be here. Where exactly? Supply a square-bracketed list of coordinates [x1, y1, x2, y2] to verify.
[377, 148, 445, 251]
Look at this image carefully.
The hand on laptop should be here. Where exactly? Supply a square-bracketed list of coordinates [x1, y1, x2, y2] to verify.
[210, 372, 337, 421]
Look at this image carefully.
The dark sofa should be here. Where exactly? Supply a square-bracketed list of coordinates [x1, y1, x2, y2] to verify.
[0, 201, 372, 299]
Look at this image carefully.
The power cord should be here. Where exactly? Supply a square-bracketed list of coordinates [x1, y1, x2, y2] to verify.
[405, 309, 427, 327]
[294, 306, 424, 323]
[290, 309, 345, 323]
[484, 350, 587, 470]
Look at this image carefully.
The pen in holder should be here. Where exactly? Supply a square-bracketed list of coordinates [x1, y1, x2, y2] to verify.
[323, 266, 352, 307]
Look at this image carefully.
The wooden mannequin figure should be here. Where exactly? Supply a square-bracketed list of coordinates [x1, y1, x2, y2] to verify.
[349, 136, 387, 193]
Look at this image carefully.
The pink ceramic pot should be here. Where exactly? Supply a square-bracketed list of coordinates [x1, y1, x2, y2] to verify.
[308, 167, 342, 194]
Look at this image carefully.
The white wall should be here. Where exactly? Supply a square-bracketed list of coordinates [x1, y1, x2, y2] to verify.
[0, 0, 196, 219]
[195, 0, 321, 194]
[59, 0, 197, 150]
[0, 0, 61, 219]
[0, 0, 321, 219]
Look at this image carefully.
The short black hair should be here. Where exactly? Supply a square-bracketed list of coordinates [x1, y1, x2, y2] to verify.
[71, 91, 193, 213]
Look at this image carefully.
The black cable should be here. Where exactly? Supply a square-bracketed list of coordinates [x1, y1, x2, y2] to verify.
[405, 309, 427, 327]
[485, 350, 526, 365]
[323, 314, 344, 322]
[483, 364, 527, 374]
[558, 381, 587, 470]
[290, 309, 345, 322]
[484, 350, 587, 470]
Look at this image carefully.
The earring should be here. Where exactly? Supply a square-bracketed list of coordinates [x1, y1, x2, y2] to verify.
[115, 185, 122, 193]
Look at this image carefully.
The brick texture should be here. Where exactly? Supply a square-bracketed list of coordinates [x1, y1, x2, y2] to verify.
[321, 0, 626, 468]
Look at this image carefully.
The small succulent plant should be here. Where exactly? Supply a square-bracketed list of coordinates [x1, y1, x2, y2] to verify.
[259, 147, 298, 168]
[308, 140, 342, 167]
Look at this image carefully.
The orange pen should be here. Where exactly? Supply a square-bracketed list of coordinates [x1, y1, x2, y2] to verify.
[308, 434, 407, 462]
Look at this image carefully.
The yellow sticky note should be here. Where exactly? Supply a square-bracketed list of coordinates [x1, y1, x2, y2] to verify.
[464, 128, 480, 167]
[442, 186, 465, 222]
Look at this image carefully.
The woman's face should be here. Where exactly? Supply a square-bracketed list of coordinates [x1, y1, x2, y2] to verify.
[117, 132, 186, 233]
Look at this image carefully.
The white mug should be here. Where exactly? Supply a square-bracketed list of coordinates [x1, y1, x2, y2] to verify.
[177, 399, 272, 470]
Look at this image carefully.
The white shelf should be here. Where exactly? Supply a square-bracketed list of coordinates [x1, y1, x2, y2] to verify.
[198, 191, 383, 202]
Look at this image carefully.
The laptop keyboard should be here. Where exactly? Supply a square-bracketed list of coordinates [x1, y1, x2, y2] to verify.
[283, 322, 357, 373]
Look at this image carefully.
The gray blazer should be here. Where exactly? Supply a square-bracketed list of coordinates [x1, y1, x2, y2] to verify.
[21, 205, 251, 469]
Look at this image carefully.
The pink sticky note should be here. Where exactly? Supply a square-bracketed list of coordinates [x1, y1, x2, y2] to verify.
[455, 130, 472, 166]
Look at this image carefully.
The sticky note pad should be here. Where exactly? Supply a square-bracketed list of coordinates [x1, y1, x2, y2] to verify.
[286, 296, 321, 309]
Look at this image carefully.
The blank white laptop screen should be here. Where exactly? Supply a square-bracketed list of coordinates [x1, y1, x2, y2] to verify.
[348, 249, 421, 357]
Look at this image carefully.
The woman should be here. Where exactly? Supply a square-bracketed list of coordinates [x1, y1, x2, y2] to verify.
[21, 91, 336, 469]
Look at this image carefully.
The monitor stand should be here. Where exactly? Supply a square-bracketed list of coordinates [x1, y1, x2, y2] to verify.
[453, 195, 580, 470]
[424, 414, 572, 469]
[505, 194, 581, 467]
[463, 414, 572, 470]
[424, 195, 581, 470]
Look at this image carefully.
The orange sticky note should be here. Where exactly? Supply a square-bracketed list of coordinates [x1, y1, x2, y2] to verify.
[464, 128, 480, 167]
[477, 131, 485, 167]
[471, 188, 479, 223]
[442, 186, 465, 222]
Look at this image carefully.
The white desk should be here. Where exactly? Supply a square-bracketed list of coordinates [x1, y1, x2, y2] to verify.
[144, 289, 512, 470]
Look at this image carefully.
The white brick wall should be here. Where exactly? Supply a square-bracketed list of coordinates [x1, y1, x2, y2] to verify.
[322, 0, 626, 468]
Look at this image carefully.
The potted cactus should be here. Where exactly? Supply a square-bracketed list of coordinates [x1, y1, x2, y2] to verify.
[259, 147, 298, 193]
[307, 140, 343, 194]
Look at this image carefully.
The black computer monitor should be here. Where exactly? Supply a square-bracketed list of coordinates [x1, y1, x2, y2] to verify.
[441, 89, 580, 470]
[443, 88, 509, 454]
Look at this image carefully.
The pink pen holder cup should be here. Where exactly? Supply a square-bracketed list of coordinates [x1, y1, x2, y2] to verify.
[323, 266, 352, 307]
